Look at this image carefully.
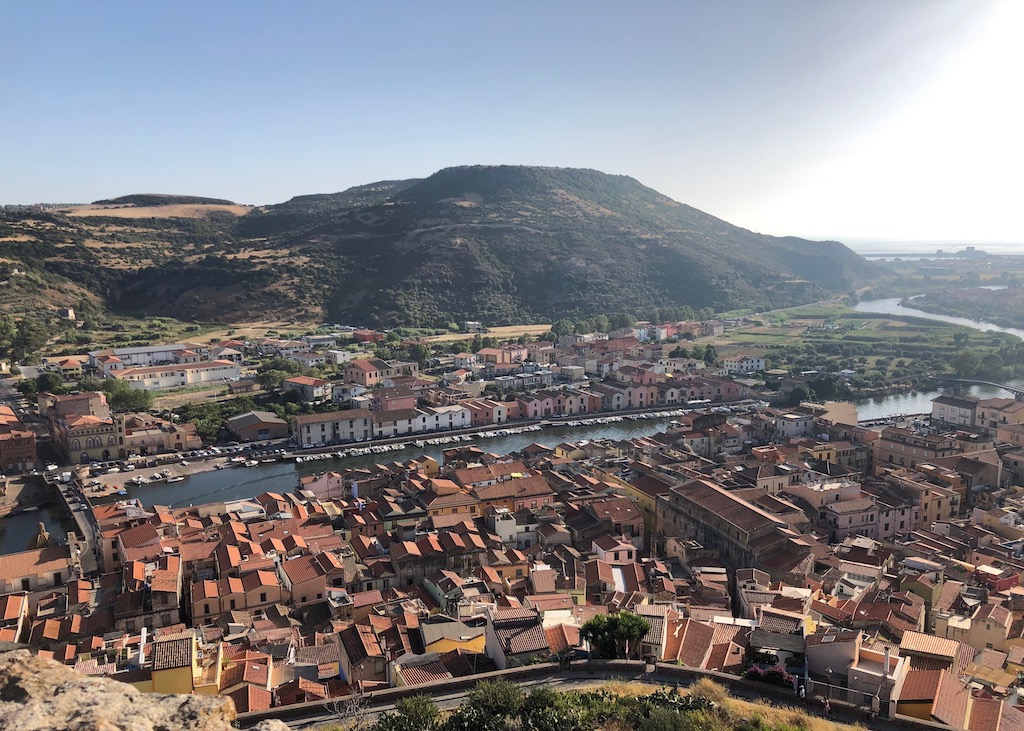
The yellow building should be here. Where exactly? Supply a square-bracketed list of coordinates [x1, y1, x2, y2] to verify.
[150, 633, 198, 695]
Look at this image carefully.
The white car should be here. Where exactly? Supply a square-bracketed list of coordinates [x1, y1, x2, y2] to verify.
[180, 460, 190, 466]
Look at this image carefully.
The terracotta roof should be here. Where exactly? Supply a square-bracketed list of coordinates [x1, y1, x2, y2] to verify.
[0, 593, 27, 621]
[899, 669, 942, 702]
[151, 636, 192, 671]
[227, 683, 272, 713]
[490, 609, 547, 656]
[397, 660, 452, 686]
[282, 555, 326, 586]
[545, 624, 581, 655]
[900, 630, 958, 659]
[663, 618, 716, 667]
[0, 546, 71, 582]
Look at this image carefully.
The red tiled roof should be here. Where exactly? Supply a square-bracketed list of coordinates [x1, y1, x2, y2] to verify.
[397, 660, 452, 686]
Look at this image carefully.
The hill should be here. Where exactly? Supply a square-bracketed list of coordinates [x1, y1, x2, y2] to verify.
[304, 165, 876, 326]
[91, 193, 236, 206]
[0, 165, 878, 330]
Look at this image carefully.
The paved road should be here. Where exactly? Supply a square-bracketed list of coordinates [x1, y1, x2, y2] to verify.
[244, 668, 885, 731]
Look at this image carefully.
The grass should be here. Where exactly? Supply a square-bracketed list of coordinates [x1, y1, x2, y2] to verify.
[599, 679, 863, 731]
[423, 324, 553, 343]
[63, 204, 252, 219]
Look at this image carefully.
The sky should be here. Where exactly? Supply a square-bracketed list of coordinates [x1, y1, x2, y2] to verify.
[2, 1, 1022, 245]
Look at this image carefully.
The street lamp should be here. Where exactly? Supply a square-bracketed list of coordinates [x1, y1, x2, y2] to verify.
[826, 667, 833, 700]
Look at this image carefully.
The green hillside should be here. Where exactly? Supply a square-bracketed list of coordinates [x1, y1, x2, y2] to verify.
[0, 165, 878, 329]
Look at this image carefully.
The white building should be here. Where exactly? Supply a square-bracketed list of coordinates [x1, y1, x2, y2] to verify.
[88, 342, 209, 370]
[931, 395, 977, 428]
[288, 351, 327, 368]
[292, 409, 373, 446]
[721, 355, 766, 374]
[110, 360, 241, 390]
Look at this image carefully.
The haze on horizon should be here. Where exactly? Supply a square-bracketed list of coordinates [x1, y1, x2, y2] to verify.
[3, 1, 1021, 245]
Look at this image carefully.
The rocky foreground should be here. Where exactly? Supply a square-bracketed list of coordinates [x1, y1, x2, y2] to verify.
[0, 651, 287, 731]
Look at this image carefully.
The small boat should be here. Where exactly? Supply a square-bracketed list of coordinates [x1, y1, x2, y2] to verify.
[244, 460, 259, 468]
[165, 476, 186, 483]
[214, 463, 226, 470]
[22, 506, 39, 513]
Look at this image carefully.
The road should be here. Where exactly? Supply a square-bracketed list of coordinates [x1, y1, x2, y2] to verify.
[240, 666, 890, 731]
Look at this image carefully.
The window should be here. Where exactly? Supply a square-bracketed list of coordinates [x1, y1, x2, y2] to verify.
[260, 592, 267, 603]
[203, 603, 210, 615]
[20, 578, 30, 591]
[230, 599, 236, 610]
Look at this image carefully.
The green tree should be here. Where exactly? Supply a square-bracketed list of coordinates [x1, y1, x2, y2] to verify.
[0, 315, 15, 358]
[551, 319, 575, 337]
[35, 371, 66, 394]
[981, 352, 1004, 377]
[15, 379, 38, 399]
[702, 345, 718, 366]
[408, 343, 431, 367]
[592, 314, 610, 333]
[12, 318, 48, 360]
[786, 385, 810, 406]
[446, 680, 525, 731]
[950, 351, 981, 378]
[374, 695, 440, 731]
[581, 612, 650, 659]
[608, 313, 635, 330]
[257, 369, 289, 391]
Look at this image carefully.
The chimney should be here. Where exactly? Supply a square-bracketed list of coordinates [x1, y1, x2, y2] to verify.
[883, 646, 890, 679]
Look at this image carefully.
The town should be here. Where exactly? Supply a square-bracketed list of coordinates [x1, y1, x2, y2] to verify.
[2, 318, 1024, 730]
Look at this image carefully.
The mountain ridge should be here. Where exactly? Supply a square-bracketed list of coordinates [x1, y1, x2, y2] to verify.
[0, 165, 876, 328]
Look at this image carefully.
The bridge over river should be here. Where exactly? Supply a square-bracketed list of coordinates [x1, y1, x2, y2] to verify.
[929, 375, 1024, 399]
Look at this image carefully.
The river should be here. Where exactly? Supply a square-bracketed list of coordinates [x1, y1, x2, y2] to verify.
[0, 505, 67, 555]
[852, 296, 1024, 340]
[124, 416, 686, 508]
[106, 295, 1024, 509]
[851, 296, 1024, 420]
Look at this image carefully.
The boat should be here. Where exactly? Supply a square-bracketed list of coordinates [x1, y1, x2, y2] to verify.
[165, 476, 186, 483]
[22, 506, 38, 513]
[243, 460, 259, 468]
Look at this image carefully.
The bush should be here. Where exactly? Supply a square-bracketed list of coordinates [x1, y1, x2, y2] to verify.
[374, 695, 440, 731]
[687, 679, 729, 706]
[744, 665, 796, 688]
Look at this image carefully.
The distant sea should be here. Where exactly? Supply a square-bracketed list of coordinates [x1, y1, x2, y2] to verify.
[843, 240, 1024, 258]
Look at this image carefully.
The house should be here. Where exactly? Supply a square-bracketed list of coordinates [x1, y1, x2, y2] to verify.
[88, 343, 209, 370]
[0, 406, 37, 473]
[931, 395, 978, 428]
[57, 358, 83, 380]
[150, 632, 200, 695]
[110, 360, 241, 391]
[484, 607, 548, 668]
[281, 553, 342, 605]
[0, 546, 73, 594]
[283, 376, 332, 402]
[721, 355, 765, 374]
[292, 409, 374, 446]
[225, 411, 290, 442]
[344, 359, 418, 387]
[288, 351, 327, 369]
[339, 623, 386, 684]
[371, 386, 418, 413]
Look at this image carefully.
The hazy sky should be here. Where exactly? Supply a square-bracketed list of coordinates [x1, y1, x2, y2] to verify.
[3, 1, 1021, 243]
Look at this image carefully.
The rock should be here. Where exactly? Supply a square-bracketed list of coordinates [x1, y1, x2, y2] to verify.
[0, 650, 241, 731]
[252, 722, 290, 731]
